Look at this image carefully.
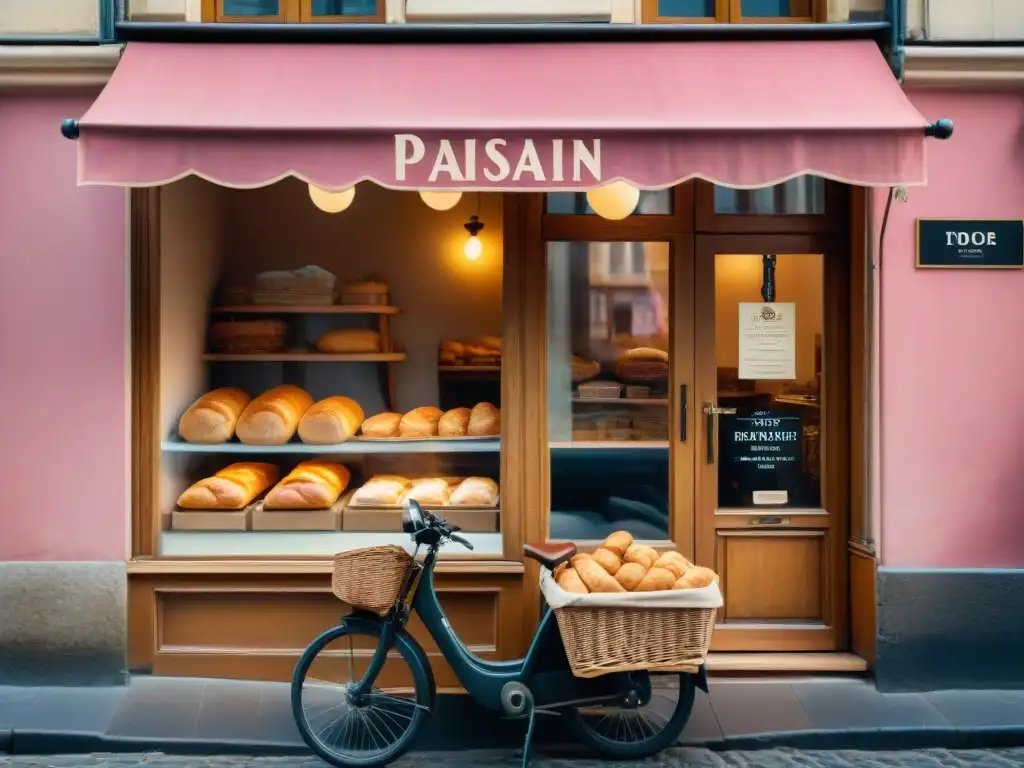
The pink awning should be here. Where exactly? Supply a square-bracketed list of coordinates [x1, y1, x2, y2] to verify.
[77, 39, 928, 190]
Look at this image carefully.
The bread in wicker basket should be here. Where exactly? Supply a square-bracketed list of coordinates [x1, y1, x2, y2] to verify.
[611, 347, 669, 385]
[571, 355, 601, 383]
[209, 320, 288, 354]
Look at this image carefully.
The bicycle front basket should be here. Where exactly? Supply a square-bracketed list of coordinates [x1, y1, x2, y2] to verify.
[332, 545, 413, 613]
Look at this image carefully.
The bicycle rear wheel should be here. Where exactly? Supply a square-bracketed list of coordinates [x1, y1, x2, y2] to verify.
[291, 623, 431, 768]
[566, 671, 695, 759]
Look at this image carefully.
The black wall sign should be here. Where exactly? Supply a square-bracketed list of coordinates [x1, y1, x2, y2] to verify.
[718, 412, 801, 507]
[917, 219, 1024, 269]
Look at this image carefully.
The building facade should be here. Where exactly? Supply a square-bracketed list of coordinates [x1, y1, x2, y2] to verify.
[0, 0, 1019, 693]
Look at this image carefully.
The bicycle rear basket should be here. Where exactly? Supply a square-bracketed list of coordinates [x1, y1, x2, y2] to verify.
[332, 545, 413, 613]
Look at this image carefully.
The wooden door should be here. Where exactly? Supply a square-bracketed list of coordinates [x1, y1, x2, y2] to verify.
[692, 233, 849, 652]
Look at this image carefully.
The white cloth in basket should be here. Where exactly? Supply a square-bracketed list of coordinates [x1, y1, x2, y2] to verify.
[540, 566, 724, 610]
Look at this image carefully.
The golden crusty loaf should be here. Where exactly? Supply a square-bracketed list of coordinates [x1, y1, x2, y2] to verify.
[236, 385, 313, 445]
[405, 477, 451, 506]
[601, 530, 633, 558]
[571, 554, 626, 593]
[467, 402, 501, 436]
[438, 407, 471, 437]
[350, 475, 412, 506]
[177, 462, 279, 510]
[635, 566, 677, 592]
[360, 412, 402, 438]
[557, 568, 589, 594]
[178, 387, 251, 444]
[400, 407, 444, 437]
[673, 566, 719, 590]
[591, 547, 622, 576]
[449, 477, 499, 507]
[314, 328, 381, 354]
[614, 562, 647, 591]
[263, 461, 351, 510]
[653, 551, 692, 578]
[624, 544, 659, 570]
[297, 396, 364, 445]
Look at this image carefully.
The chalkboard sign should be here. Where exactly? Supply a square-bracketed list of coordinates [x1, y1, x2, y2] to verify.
[917, 219, 1024, 269]
[719, 412, 802, 507]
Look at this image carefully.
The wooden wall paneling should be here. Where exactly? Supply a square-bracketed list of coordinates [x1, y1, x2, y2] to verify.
[848, 185, 869, 545]
[131, 188, 161, 559]
[849, 545, 877, 664]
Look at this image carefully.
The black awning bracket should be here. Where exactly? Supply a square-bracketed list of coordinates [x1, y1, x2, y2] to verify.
[61, 119, 80, 140]
[926, 118, 954, 140]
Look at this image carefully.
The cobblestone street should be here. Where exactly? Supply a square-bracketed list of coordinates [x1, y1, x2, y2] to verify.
[1, 750, 1024, 768]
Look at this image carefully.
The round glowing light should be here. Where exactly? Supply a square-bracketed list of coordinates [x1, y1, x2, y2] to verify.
[586, 181, 640, 221]
[308, 184, 356, 214]
[419, 190, 463, 211]
[464, 235, 483, 261]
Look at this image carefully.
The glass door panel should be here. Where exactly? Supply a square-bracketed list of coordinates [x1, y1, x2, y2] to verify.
[695, 235, 845, 652]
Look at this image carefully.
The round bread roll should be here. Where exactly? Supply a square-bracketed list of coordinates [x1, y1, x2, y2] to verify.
[591, 547, 622, 576]
[438, 407, 471, 437]
[673, 566, 719, 590]
[601, 531, 633, 558]
[467, 402, 501, 436]
[614, 562, 647, 591]
[360, 412, 402, 438]
[624, 544, 659, 570]
[400, 407, 444, 437]
[635, 566, 676, 592]
[571, 554, 625, 593]
[557, 567, 589, 594]
[653, 551, 692, 578]
[297, 396, 364, 444]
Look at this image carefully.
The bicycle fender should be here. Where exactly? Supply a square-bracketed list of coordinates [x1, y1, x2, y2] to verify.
[342, 614, 437, 710]
[694, 664, 709, 693]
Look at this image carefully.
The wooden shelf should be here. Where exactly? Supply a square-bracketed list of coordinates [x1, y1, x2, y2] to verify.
[549, 441, 669, 450]
[573, 398, 668, 406]
[211, 305, 400, 315]
[162, 437, 500, 454]
[438, 365, 501, 373]
[201, 352, 406, 363]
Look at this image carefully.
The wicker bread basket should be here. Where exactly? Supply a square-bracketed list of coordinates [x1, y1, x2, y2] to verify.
[332, 545, 412, 613]
[541, 568, 719, 678]
[209, 320, 288, 354]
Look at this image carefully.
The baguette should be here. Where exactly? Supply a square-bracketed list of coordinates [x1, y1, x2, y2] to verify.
[399, 407, 443, 437]
[297, 396, 364, 445]
[236, 385, 313, 445]
[177, 387, 250, 444]
[177, 462, 279, 510]
[263, 461, 350, 510]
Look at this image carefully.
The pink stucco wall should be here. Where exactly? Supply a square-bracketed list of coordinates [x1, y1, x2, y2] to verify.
[0, 93, 127, 561]
[876, 89, 1024, 569]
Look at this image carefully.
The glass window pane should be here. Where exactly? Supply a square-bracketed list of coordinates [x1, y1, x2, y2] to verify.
[740, 0, 811, 15]
[547, 241, 671, 542]
[714, 176, 825, 216]
[714, 254, 822, 509]
[221, 0, 278, 15]
[545, 190, 672, 216]
[311, 0, 378, 15]
[658, 0, 714, 15]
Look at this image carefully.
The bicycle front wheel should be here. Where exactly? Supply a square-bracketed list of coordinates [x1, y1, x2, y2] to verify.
[291, 623, 431, 768]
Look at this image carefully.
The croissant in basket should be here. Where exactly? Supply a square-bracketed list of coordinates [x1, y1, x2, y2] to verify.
[552, 530, 718, 594]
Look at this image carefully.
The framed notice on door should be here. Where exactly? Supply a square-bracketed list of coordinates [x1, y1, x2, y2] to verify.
[738, 302, 796, 380]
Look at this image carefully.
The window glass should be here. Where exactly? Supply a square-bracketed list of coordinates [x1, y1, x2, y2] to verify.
[740, 0, 810, 16]
[158, 181, 504, 557]
[714, 176, 825, 216]
[714, 253, 822, 509]
[658, 0, 714, 15]
[547, 241, 671, 542]
[545, 190, 672, 216]
[310, 0, 378, 14]
[221, 0, 279, 15]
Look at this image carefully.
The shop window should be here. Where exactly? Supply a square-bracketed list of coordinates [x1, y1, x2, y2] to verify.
[547, 240, 671, 542]
[156, 180, 503, 557]
[740, 0, 812, 18]
[219, 0, 282, 17]
[545, 190, 673, 216]
[207, 0, 382, 21]
[642, 0, 818, 22]
[713, 253, 822, 509]
[303, 0, 382, 19]
[714, 176, 825, 216]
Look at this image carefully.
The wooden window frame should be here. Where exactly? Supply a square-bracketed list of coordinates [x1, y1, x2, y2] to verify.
[642, 0, 824, 23]
[202, 0, 384, 22]
[694, 179, 847, 235]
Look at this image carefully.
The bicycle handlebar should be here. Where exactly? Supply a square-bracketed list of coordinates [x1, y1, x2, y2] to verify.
[450, 532, 474, 551]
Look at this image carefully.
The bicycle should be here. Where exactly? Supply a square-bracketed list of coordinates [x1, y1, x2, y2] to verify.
[291, 498, 708, 768]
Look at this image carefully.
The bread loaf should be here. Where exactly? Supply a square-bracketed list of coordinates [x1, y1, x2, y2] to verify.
[673, 566, 719, 590]
[591, 547, 622, 576]
[314, 329, 381, 354]
[601, 531, 633, 558]
[236, 385, 313, 445]
[405, 478, 451, 506]
[634, 566, 676, 592]
[449, 477, 499, 507]
[399, 407, 444, 437]
[653, 551, 691, 578]
[467, 402, 500, 436]
[557, 568, 589, 594]
[178, 387, 250, 444]
[614, 562, 647, 591]
[177, 462, 279, 510]
[624, 544, 659, 570]
[438, 407, 471, 437]
[297, 396, 364, 445]
[350, 475, 412, 506]
[264, 461, 351, 510]
[360, 412, 402, 438]
[571, 554, 625, 593]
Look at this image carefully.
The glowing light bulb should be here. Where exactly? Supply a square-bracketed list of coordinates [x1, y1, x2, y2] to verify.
[308, 184, 356, 213]
[586, 181, 640, 220]
[464, 235, 483, 261]
[419, 190, 463, 211]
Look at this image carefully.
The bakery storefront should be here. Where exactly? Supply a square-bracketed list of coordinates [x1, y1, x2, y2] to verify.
[65, 27, 948, 679]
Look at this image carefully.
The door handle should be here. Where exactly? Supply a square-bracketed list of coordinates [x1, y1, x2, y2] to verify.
[703, 403, 737, 464]
[679, 384, 687, 442]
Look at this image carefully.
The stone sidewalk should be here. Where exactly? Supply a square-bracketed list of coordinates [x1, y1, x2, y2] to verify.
[2, 750, 1024, 768]
[2, 676, 1024, 756]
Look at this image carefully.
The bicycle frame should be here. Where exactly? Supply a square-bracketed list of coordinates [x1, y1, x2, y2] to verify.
[345, 542, 707, 714]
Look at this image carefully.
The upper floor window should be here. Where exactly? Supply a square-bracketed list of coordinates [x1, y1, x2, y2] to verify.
[210, 0, 383, 21]
[642, 0, 818, 23]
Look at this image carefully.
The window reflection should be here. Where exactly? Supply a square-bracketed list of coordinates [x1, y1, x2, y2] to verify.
[222, 0, 278, 14]
[310, 0, 378, 14]
[547, 241, 671, 541]
[714, 176, 824, 216]
[740, 0, 810, 16]
[658, 0, 714, 15]
[715, 254, 822, 508]
[546, 190, 672, 216]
